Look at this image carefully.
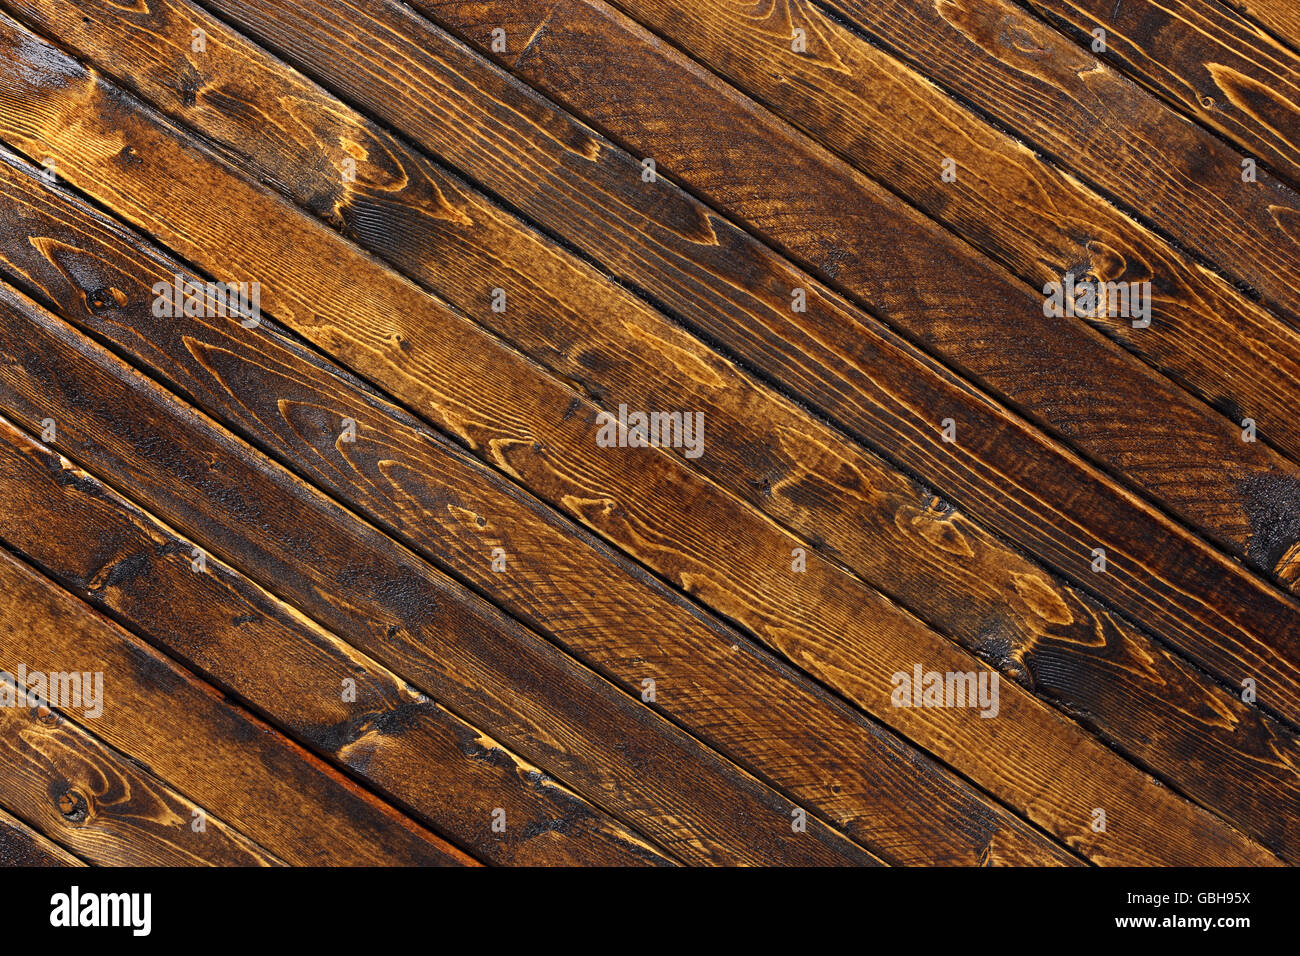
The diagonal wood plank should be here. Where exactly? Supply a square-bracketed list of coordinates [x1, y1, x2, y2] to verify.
[0, 580, 296, 867]
[4, 0, 1297, 859]
[563, 0, 1300, 474]
[0, 191, 1277, 865]
[416, 0, 1300, 590]
[1023, 0, 1300, 187]
[0, 547, 476, 866]
[1231, 0, 1300, 53]
[0, 806, 85, 866]
[111, 0, 1300, 726]
[824, 0, 1300, 313]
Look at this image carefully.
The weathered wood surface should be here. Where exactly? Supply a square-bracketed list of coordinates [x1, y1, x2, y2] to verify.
[3, 1, 1296, 860]
[0, 0, 1294, 866]
[40, 0, 1297, 733]
[809, 0, 1300, 323]
[1025, 0, 1300, 187]
[519, 0, 1300, 477]
[0, 676, 282, 867]
[0, 58, 1285, 867]
[415, 0, 1300, 588]
[0, 163, 1076, 866]
[0, 417, 673, 868]
[0, 280, 886, 867]
[1231, 0, 1300, 53]
[0, 807, 85, 867]
[0, 518, 473, 867]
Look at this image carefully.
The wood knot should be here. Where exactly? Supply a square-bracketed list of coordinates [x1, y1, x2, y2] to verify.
[56, 788, 89, 822]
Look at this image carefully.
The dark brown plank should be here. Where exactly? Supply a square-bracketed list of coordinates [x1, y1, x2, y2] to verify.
[0, 422, 672, 868]
[571, 0, 1300, 473]
[0, 806, 84, 866]
[0, 284, 878, 868]
[2, 3, 1296, 860]
[130, 0, 1300, 726]
[1025, 0, 1300, 187]
[814, 0, 1300, 320]
[0, 608, 283, 867]
[0, 168, 1074, 866]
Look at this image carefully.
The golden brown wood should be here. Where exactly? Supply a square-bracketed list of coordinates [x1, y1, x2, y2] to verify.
[75, 0, 1300, 732]
[0, 0, 1294, 868]
[0, 2, 1292, 860]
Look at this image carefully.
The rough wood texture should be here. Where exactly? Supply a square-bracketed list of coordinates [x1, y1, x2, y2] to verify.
[549, 0, 1300, 476]
[0, 280, 885, 867]
[82, 0, 1300, 729]
[0, 416, 672, 867]
[0, 521, 473, 867]
[3, 0, 1294, 860]
[418, 0, 1300, 589]
[0, 163, 1075, 866]
[1231, 0, 1300, 52]
[808, 0, 1300, 323]
[0, 0, 1294, 866]
[0, 807, 85, 867]
[0, 157, 1277, 869]
[1025, 0, 1300, 187]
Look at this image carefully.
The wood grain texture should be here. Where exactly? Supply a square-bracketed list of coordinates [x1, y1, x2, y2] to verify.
[562, 0, 1300, 475]
[0, 806, 85, 866]
[0, 0, 1293, 867]
[0, 164, 1277, 868]
[0, 542, 475, 867]
[0, 684, 282, 867]
[6, 0, 1295, 860]
[0, 560, 310, 867]
[0, 279, 882, 867]
[1229, 0, 1300, 53]
[417, 0, 1300, 587]
[1024, 0, 1300, 187]
[807, 0, 1300, 323]
[0, 161, 1074, 866]
[115, 0, 1300, 728]
[0, 418, 672, 868]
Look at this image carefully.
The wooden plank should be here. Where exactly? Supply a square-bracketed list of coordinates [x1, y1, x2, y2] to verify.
[0, 216, 1278, 866]
[0, 424, 672, 868]
[119, 0, 1300, 725]
[0, 293, 878, 870]
[1230, 0, 1300, 53]
[567, 0, 1300, 473]
[0, 806, 85, 866]
[0, 638, 283, 866]
[1024, 0, 1300, 188]
[0, 15, 1292, 863]
[0, 521, 474, 867]
[0, 171, 1071, 867]
[415, 0, 1300, 586]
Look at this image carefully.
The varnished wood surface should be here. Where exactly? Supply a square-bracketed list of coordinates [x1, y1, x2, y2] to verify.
[0, 0, 1294, 865]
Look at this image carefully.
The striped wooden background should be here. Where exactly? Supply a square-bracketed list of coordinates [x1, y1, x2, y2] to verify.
[0, 0, 1296, 865]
